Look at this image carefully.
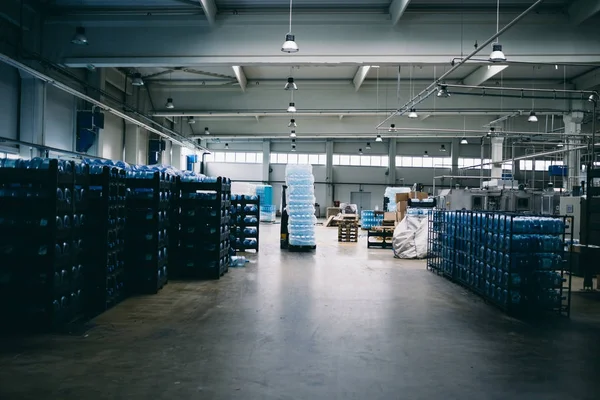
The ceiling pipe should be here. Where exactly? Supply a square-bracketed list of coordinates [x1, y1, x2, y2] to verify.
[0, 52, 206, 151]
[376, 0, 545, 129]
[0, 136, 111, 160]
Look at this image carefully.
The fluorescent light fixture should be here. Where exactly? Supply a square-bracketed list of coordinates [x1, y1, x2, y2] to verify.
[423, 151, 429, 157]
[71, 27, 88, 45]
[282, 34, 299, 53]
[290, 130, 297, 138]
[204, 127, 210, 135]
[489, 44, 506, 62]
[287, 102, 297, 113]
[131, 73, 144, 86]
[408, 108, 418, 119]
[188, 116, 195, 124]
[165, 97, 174, 109]
[388, 124, 397, 132]
[366, 142, 371, 150]
[375, 135, 383, 142]
[528, 111, 538, 123]
[288, 118, 297, 127]
[437, 85, 450, 98]
[439, 144, 447, 152]
[556, 142, 564, 148]
[284, 77, 298, 90]
[460, 137, 468, 145]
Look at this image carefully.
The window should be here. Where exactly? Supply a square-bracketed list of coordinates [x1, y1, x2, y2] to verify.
[412, 157, 423, 168]
[350, 155, 360, 166]
[224, 152, 235, 162]
[333, 154, 340, 165]
[319, 154, 327, 165]
[360, 156, 371, 166]
[298, 154, 309, 164]
[277, 153, 288, 164]
[371, 156, 381, 167]
[214, 152, 225, 162]
[422, 157, 433, 168]
[288, 153, 298, 164]
[235, 152, 245, 163]
[309, 154, 319, 165]
[204, 153, 214, 162]
[339, 155, 350, 165]
[256, 153, 263, 164]
[206, 151, 262, 164]
[270, 153, 277, 163]
[246, 152, 257, 163]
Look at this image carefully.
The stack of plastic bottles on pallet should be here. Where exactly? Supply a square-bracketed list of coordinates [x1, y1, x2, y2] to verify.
[255, 185, 275, 222]
[360, 210, 383, 229]
[428, 210, 572, 317]
[285, 164, 316, 248]
[85, 161, 127, 314]
[125, 166, 174, 294]
[0, 158, 89, 330]
[174, 174, 231, 279]
[230, 194, 260, 252]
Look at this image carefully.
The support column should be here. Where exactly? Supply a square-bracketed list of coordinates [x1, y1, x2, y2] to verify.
[262, 140, 270, 183]
[19, 73, 46, 158]
[171, 144, 182, 170]
[450, 139, 460, 177]
[388, 138, 397, 185]
[490, 136, 505, 179]
[124, 122, 141, 164]
[325, 140, 334, 206]
[563, 112, 583, 192]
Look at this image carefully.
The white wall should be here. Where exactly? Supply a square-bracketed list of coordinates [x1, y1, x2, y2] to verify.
[206, 162, 263, 181]
[44, 85, 76, 151]
[0, 63, 19, 141]
[98, 112, 124, 160]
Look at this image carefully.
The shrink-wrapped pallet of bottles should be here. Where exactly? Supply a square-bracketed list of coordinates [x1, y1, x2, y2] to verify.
[285, 164, 316, 248]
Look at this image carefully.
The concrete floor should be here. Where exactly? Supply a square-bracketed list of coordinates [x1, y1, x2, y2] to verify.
[1, 223, 600, 400]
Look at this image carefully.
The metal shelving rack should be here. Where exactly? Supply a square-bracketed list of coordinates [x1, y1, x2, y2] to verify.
[230, 195, 260, 253]
[174, 176, 231, 279]
[0, 159, 90, 330]
[125, 171, 174, 294]
[427, 210, 572, 317]
[426, 210, 443, 274]
[87, 166, 127, 314]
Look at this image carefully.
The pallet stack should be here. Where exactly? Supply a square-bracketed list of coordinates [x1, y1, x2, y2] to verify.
[87, 165, 127, 314]
[338, 221, 358, 242]
[174, 176, 231, 279]
[0, 158, 89, 330]
[125, 170, 174, 294]
[231, 194, 260, 253]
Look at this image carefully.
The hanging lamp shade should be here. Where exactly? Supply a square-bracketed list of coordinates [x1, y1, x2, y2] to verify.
[528, 111, 538, 123]
[440, 144, 447, 152]
[281, 34, 299, 53]
[423, 151, 429, 157]
[71, 26, 88, 45]
[131, 73, 144, 86]
[188, 116, 195, 124]
[375, 135, 383, 142]
[290, 130, 297, 138]
[287, 102, 297, 113]
[288, 118, 297, 127]
[388, 124, 397, 132]
[408, 108, 418, 119]
[460, 137, 469, 145]
[165, 98, 174, 109]
[284, 77, 298, 90]
[366, 142, 371, 150]
[489, 44, 506, 62]
[204, 127, 210, 135]
[437, 85, 450, 98]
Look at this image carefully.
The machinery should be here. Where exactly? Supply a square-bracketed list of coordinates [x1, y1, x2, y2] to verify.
[559, 196, 581, 240]
[437, 187, 543, 213]
[280, 185, 289, 249]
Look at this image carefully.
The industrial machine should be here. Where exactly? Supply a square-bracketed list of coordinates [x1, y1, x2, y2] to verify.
[559, 196, 581, 240]
[437, 187, 544, 213]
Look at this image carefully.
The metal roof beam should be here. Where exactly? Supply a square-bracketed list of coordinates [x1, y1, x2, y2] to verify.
[569, 0, 600, 25]
[389, 0, 411, 26]
[352, 66, 370, 91]
[231, 65, 247, 92]
[198, 0, 217, 25]
[462, 65, 509, 88]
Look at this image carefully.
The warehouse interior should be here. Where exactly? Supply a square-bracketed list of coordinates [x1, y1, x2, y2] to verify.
[1, 0, 600, 398]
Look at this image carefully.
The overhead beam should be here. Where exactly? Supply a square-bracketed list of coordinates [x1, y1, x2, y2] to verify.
[353, 66, 371, 91]
[231, 65, 247, 92]
[389, 0, 412, 26]
[462, 65, 509, 88]
[198, 0, 217, 25]
[568, 0, 600, 25]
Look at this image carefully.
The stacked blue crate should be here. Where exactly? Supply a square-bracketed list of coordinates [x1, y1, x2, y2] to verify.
[361, 210, 384, 229]
[230, 194, 260, 252]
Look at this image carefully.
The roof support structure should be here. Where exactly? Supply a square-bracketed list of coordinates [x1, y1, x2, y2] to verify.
[389, 0, 412, 26]
[232, 65, 247, 92]
[198, 0, 217, 25]
[462, 65, 509, 88]
[572, 67, 600, 90]
[568, 0, 600, 25]
[353, 66, 371, 91]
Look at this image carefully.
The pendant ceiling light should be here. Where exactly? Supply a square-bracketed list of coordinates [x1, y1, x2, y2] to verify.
[281, 0, 299, 53]
[291, 144, 297, 152]
[487, 127, 495, 137]
[437, 85, 450, 98]
[288, 119, 297, 127]
[439, 144, 447, 152]
[204, 127, 210, 135]
[388, 124, 397, 132]
[359, 148, 363, 155]
[556, 142, 564, 148]
[376, 135, 383, 142]
[589, 93, 599, 103]
[131, 72, 144, 86]
[408, 108, 418, 119]
[460, 137, 469, 145]
[290, 130, 297, 138]
[528, 111, 538, 123]
[489, 0, 506, 62]
[71, 26, 88, 45]
[423, 151, 429, 157]
[165, 97, 174, 109]
[366, 142, 371, 150]
[188, 116, 195, 124]
[287, 102, 297, 113]
[284, 77, 298, 90]
[225, 143, 229, 149]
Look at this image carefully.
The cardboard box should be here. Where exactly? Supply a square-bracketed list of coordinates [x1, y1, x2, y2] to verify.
[396, 210, 406, 222]
[395, 193, 410, 203]
[409, 191, 428, 200]
[384, 212, 396, 221]
[396, 201, 407, 213]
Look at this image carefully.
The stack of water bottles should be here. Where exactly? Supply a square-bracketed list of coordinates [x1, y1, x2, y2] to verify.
[384, 187, 410, 212]
[285, 164, 317, 247]
[255, 185, 276, 222]
[230, 194, 260, 252]
[429, 210, 570, 316]
[361, 210, 384, 229]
